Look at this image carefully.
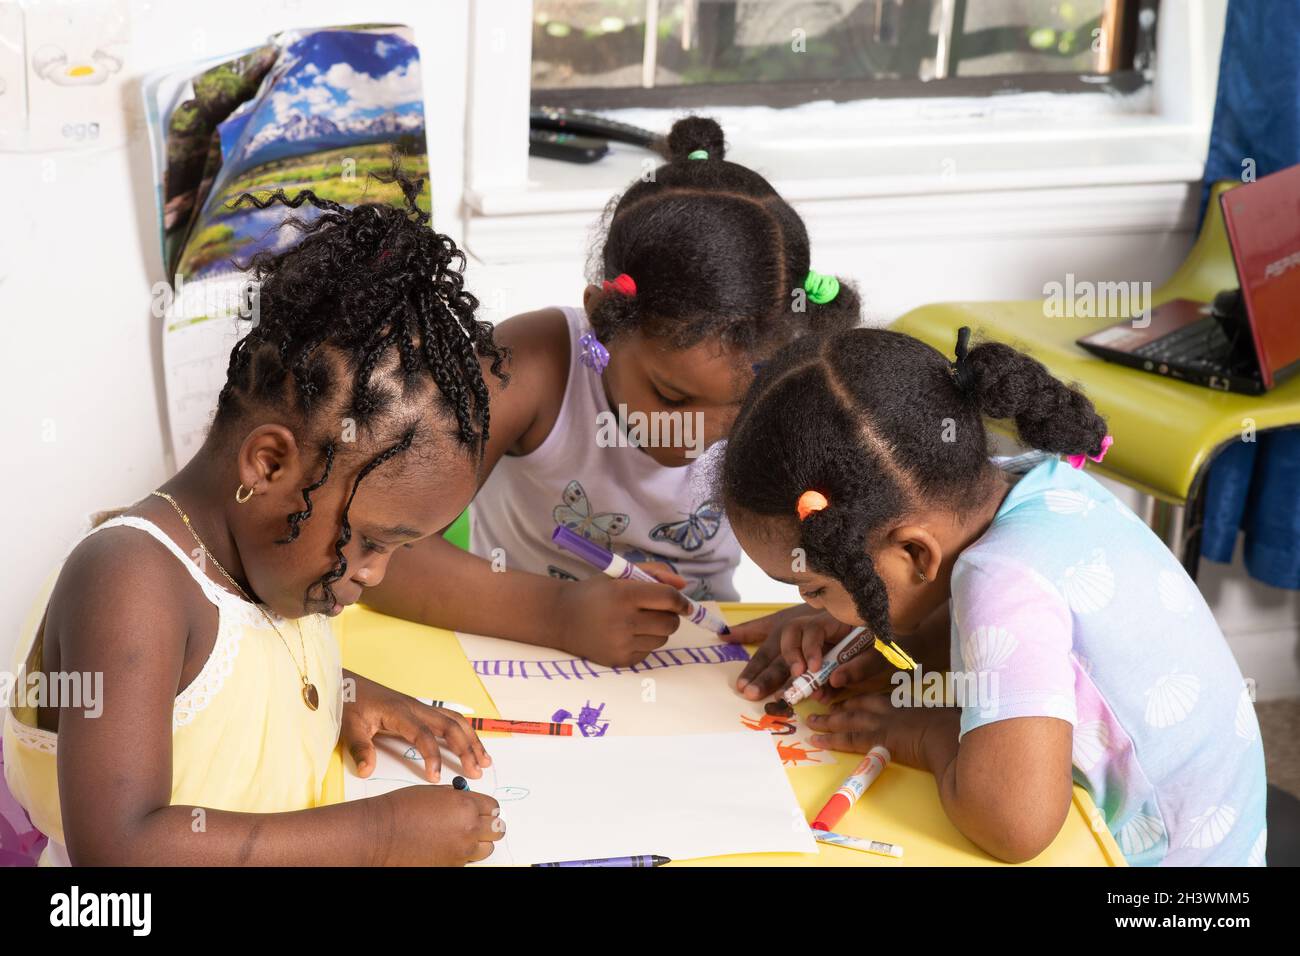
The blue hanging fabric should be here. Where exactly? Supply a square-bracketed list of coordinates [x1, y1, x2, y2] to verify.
[1197, 0, 1300, 589]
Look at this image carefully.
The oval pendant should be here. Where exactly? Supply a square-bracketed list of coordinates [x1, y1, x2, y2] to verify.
[303, 682, 320, 711]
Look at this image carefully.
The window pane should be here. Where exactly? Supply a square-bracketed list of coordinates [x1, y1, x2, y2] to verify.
[531, 0, 1125, 92]
[954, 0, 1109, 77]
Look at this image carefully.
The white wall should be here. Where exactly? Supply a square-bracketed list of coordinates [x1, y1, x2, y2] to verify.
[5, 0, 1294, 700]
[1, 0, 472, 664]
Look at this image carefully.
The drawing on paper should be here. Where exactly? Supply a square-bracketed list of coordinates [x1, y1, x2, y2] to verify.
[552, 701, 611, 737]
[495, 786, 530, 801]
[774, 740, 825, 767]
[472, 643, 749, 680]
[740, 712, 798, 737]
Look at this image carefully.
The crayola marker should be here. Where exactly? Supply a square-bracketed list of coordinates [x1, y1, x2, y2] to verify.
[552, 525, 731, 636]
[810, 746, 891, 832]
[781, 628, 916, 707]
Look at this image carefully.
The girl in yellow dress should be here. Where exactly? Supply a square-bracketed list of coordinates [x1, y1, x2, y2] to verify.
[3, 171, 507, 865]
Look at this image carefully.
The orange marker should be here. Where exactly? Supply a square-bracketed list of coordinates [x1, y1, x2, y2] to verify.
[470, 717, 573, 736]
[811, 746, 890, 831]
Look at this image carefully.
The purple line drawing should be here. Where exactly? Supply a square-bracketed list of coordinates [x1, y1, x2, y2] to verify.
[473, 643, 749, 680]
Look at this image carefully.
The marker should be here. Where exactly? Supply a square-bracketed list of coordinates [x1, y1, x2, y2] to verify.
[532, 854, 670, 867]
[452, 776, 469, 791]
[417, 697, 475, 715]
[813, 830, 903, 859]
[811, 746, 891, 832]
[552, 525, 731, 636]
[781, 627, 917, 706]
[470, 717, 573, 736]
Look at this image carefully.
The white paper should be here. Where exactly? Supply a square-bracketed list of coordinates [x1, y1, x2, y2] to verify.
[343, 732, 817, 865]
[456, 605, 831, 768]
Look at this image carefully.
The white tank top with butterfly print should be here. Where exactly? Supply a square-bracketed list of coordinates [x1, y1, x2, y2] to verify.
[469, 305, 740, 601]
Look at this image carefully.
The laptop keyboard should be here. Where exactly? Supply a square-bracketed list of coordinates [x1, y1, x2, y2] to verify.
[1132, 317, 1233, 370]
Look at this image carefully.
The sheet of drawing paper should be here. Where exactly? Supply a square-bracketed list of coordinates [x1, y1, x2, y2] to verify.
[455, 605, 829, 768]
[343, 732, 816, 864]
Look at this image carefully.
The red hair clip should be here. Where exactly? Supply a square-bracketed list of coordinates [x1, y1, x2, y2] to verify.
[602, 273, 637, 297]
[796, 490, 829, 521]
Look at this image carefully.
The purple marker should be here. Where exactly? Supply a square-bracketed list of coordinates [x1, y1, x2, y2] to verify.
[552, 525, 731, 636]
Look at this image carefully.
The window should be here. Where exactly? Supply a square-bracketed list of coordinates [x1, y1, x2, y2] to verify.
[531, 0, 1158, 108]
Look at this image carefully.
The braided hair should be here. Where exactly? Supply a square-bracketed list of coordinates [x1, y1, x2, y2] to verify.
[212, 160, 508, 606]
[720, 327, 1108, 641]
[586, 115, 860, 356]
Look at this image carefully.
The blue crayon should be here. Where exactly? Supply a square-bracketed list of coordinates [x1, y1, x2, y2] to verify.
[532, 854, 670, 867]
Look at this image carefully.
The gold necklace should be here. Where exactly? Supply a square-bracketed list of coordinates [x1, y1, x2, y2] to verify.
[150, 490, 320, 711]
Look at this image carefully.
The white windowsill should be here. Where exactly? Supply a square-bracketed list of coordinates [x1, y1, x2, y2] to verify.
[466, 90, 1208, 218]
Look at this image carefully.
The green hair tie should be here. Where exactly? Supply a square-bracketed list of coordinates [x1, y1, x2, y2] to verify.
[687, 149, 709, 160]
[804, 269, 840, 305]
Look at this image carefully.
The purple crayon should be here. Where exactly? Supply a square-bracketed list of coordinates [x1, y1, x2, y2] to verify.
[552, 525, 731, 636]
[533, 854, 670, 867]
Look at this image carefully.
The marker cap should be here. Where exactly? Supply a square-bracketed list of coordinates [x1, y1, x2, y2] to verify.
[552, 525, 615, 572]
[811, 793, 852, 832]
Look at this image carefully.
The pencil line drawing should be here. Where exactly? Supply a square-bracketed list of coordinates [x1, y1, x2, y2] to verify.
[472, 643, 750, 680]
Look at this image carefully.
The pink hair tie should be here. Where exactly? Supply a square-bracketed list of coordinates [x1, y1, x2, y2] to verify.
[1067, 434, 1114, 469]
[602, 273, 637, 297]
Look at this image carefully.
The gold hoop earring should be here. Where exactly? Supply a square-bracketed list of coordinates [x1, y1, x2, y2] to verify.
[235, 484, 255, 504]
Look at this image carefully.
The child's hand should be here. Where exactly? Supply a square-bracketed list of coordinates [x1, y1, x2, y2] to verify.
[722, 603, 821, 648]
[807, 694, 960, 771]
[734, 609, 851, 700]
[343, 672, 491, 782]
[378, 785, 504, 866]
[551, 572, 693, 667]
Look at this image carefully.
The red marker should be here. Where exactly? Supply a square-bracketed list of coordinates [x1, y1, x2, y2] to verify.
[470, 717, 573, 736]
[811, 746, 890, 832]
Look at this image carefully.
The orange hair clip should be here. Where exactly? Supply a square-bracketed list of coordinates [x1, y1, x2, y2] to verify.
[796, 490, 829, 521]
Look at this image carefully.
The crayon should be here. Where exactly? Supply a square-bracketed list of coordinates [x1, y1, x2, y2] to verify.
[533, 855, 670, 867]
[552, 525, 731, 636]
[470, 717, 573, 736]
[811, 746, 891, 832]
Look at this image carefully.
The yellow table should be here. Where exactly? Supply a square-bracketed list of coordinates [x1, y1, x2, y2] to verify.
[323, 604, 1123, 867]
[892, 181, 1300, 578]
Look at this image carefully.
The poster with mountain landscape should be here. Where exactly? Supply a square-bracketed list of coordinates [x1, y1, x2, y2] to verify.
[148, 24, 433, 468]
[172, 25, 430, 279]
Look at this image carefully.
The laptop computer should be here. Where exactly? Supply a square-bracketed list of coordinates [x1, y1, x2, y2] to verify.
[1077, 163, 1300, 394]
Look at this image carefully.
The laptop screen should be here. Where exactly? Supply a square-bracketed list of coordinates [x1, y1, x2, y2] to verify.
[1221, 164, 1300, 389]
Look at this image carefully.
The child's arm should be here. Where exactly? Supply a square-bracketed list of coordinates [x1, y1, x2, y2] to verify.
[927, 715, 1075, 863]
[363, 533, 691, 665]
[363, 307, 692, 665]
[50, 535, 501, 866]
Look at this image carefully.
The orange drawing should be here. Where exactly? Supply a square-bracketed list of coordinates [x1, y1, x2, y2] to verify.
[775, 740, 825, 767]
[739, 712, 798, 736]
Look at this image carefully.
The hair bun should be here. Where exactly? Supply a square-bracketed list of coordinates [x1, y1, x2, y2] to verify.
[666, 115, 727, 163]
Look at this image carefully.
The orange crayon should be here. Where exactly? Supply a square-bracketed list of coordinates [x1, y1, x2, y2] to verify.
[470, 717, 573, 736]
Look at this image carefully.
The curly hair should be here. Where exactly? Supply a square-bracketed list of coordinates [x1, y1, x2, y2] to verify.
[720, 327, 1108, 640]
[211, 158, 508, 606]
[585, 115, 860, 357]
